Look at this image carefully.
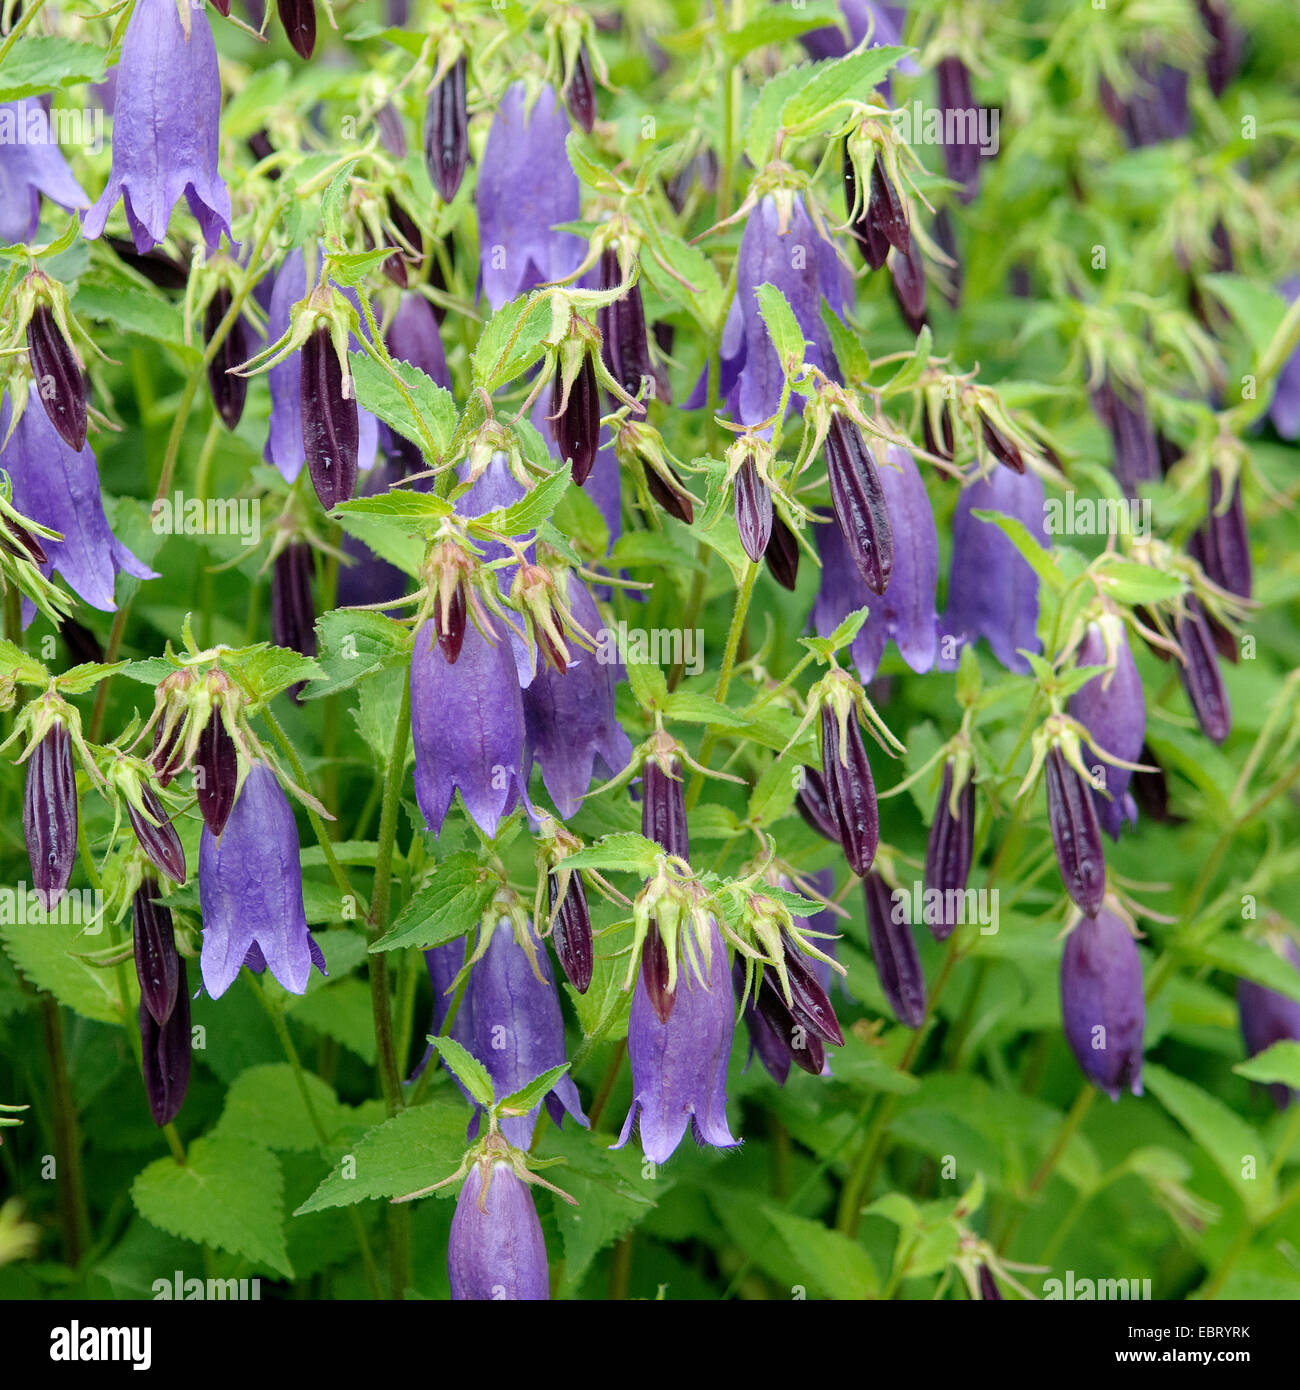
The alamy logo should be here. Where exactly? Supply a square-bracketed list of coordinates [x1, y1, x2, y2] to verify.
[595, 622, 704, 677]
[49, 1322, 151, 1370]
[0, 103, 104, 155]
[890, 101, 1000, 158]
[891, 883, 999, 934]
[0, 882, 103, 929]
[1044, 491, 1151, 538]
[1043, 1270, 1152, 1300]
[152, 1269, 262, 1300]
[151, 491, 261, 547]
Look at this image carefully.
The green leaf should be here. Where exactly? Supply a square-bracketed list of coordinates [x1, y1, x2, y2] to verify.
[1143, 1062, 1275, 1220]
[305, 609, 410, 700]
[369, 851, 496, 952]
[746, 64, 819, 166]
[780, 46, 907, 129]
[133, 1137, 293, 1278]
[1095, 560, 1184, 606]
[1189, 937, 1300, 1006]
[321, 161, 359, 246]
[625, 655, 668, 711]
[755, 282, 807, 371]
[721, 1, 840, 59]
[227, 644, 322, 707]
[430, 1037, 496, 1107]
[0, 908, 128, 1025]
[472, 463, 571, 538]
[285, 976, 378, 1064]
[349, 349, 457, 461]
[0, 638, 49, 684]
[663, 689, 750, 729]
[1234, 1041, 1300, 1090]
[295, 1104, 470, 1213]
[71, 284, 191, 352]
[1202, 274, 1288, 360]
[764, 1206, 880, 1298]
[0, 37, 106, 101]
[498, 1064, 570, 1118]
[471, 294, 554, 392]
[53, 660, 129, 694]
[214, 1064, 355, 1152]
[562, 832, 664, 875]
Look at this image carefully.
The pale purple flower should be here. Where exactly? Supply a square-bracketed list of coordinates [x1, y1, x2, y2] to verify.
[615, 918, 739, 1164]
[0, 387, 155, 622]
[813, 445, 938, 680]
[1238, 939, 1300, 1109]
[449, 1160, 549, 1301]
[197, 763, 324, 998]
[1269, 280, 1300, 442]
[1060, 908, 1144, 1100]
[940, 466, 1046, 674]
[82, 0, 233, 252]
[475, 84, 583, 311]
[0, 99, 88, 243]
[1068, 622, 1145, 839]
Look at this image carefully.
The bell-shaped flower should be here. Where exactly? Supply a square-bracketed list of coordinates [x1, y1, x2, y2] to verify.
[197, 762, 324, 998]
[812, 445, 938, 680]
[0, 99, 89, 244]
[523, 576, 631, 817]
[1068, 620, 1145, 839]
[940, 466, 1046, 674]
[615, 917, 739, 1164]
[1060, 908, 1144, 1100]
[81, 0, 233, 253]
[475, 83, 583, 311]
[448, 1158, 550, 1301]
[1238, 938, 1300, 1110]
[410, 616, 531, 838]
[1269, 280, 1300, 442]
[0, 387, 155, 623]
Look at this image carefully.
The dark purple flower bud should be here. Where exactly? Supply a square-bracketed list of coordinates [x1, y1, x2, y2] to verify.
[1237, 939, 1300, 1110]
[1131, 742, 1182, 825]
[1175, 599, 1231, 742]
[924, 761, 974, 942]
[278, 0, 316, 58]
[819, 702, 879, 879]
[300, 325, 359, 511]
[424, 56, 469, 203]
[596, 248, 652, 402]
[133, 879, 179, 1025]
[434, 579, 467, 663]
[204, 288, 249, 431]
[932, 207, 963, 310]
[128, 785, 186, 885]
[410, 617, 530, 838]
[1091, 375, 1160, 495]
[105, 237, 190, 289]
[863, 872, 926, 1028]
[151, 718, 185, 789]
[139, 955, 191, 1126]
[1198, 0, 1243, 97]
[448, 1160, 549, 1301]
[198, 763, 323, 997]
[889, 236, 928, 334]
[978, 1264, 1003, 1301]
[775, 929, 843, 1047]
[923, 398, 956, 461]
[1189, 473, 1250, 601]
[24, 722, 77, 908]
[645, 463, 694, 524]
[272, 542, 316, 702]
[0, 99, 87, 245]
[824, 412, 894, 596]
[1069, 622, 1146, 840]
[941, 466, 1046, 675]
[548, 871, 593, 993]
[81, 0, 232, 253]
[195, 710, 238, 838]
[564, 44, 596, 132]
[615, 917, 738, 1163]
[1045, 746, 1106, 918]
[935, 57, 980, 202]
[734, 454, 773, 563]
[550, 352, 600, 487]
[1060, 908, 1144, 1100]
[843, 145, 888, 271]
[0, 513, 47, 567]
[764, 512, 799, 590]
[978, 410, 1025, 474]
[736, 956, 825, 1084]
[27, 303, 87, 451]
[796, 766, 841, 844]
[641, 754, 689, 861]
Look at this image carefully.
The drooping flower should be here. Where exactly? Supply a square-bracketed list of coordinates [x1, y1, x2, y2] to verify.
[423, 55, 470, 204]
[0, 99, 88, 244]
[1045, 745, 1106, 919]
[448, 1158, 549, 1301]
[0, 387, 155, 622]
[548, 870, 593, 993]
[409, 616, 530, 838]
[863, 872, 926, 1028]
[133, 878, 180, 1027]
[940, 466, 1046, 674]
[82, 0, 233, 253]
[813, 445, 938, 680]
[24, 722, 77, 908]
[1237, 938, 1300, 1110]
[204, 287, 250, 431]
[1060, 908, 1145, 1100]
[615, 917, 739, 1164]
[935, 57, 981, 203]
[823, 412, 893, 595]
[1090, 374, 1161, 495]
[923, 759, 975, 942]
[139, 955, 191, 1126]
[1267, 280, 1300, 441]
[818, 680, 879, 879]
[475, 84, 583, 311]
[523, 576, 631, 817]
[197, 762, 324, 998]
[1068, 621, 1145, 840]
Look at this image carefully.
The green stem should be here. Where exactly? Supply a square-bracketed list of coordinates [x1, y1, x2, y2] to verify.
[40, 997, 90, 1266]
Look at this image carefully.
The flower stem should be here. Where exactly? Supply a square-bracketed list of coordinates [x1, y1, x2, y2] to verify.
[39, 997, 90, 1266]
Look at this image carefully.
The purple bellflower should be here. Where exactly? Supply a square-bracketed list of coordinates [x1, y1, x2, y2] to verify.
[1060, 908, 1144, 1100]
[1068, 621, 1145, 839]
[1269, 280, 1300, 442]
[82, 0, 233, 253]
[615, 918, 739, 1164]
[0, 387, 155, 623]
[0, 100, 89, 244]
[410, 616, 531, 838]
[813, 445, 938, 680]
[475, 84, 583, 311]
[448, 1159, 550, 1301]
[1237, 938, 1300, 1109]
[940, 466, 1046, 674]
[523, 576, 631, 817]
[197, 762, 324, 998]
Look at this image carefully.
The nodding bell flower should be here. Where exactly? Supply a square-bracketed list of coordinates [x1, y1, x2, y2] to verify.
[1175, 596, 1231, 743]
[81, 0, 233, 253]
[924, 754, 976, 942]
[522, 574, 632, 817]
[1237, 935, 1300, 1109]
[1068, 618, 1146, 840]
[1022, 724, 1107, 919]
[133, 878, 180, 1027]
[1100, 58, 1190, 149]
[300, 319, 358, 511]
[19, 271, 88, 451]
[1269, 281, 1300, 442]
[1189, 469, 1251, 605]
[204, 286, 250, 431]
[0, 386, 155, 623]
[145, 666, 243, 835]
[562, 42, 597, 132]
[197, 762, 325, 998]
[597, 242, 653, 404]
[941, 466, 1046, 675]
[795, 765, 841, 845]
[0, 99, 88, 244]
[640, 736, 690, 863]
[140, 953, 191, 1126]
[476, 83, 583, 310]
[1060, 908, 1145, 1100]
[813, 445, 938, 680]
[935, 57, 981, 203]
[19, 701, 80, 909]
[409, 615, 531, 839]
[549, 340, 601, 486]
[547, 866, 594, 993]
[278, 0, 316, 59]
[863, 870, 927, 1029]
[823, 409, 894, 596]
[423, 51, 470, 204]
[615, 915, 739, 1165]
[614, 417, 698, 526]
[765, 514, 800, 590]
[448, 1151, 550, 1301]
[1090, 374, 1161, 495]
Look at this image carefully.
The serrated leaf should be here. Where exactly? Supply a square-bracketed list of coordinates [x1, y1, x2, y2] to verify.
[498, 1064, 569, 1117]
[349, 349, 457, 461]
[0, 910, 128, 1025]
[214, 1064, 354, 1152]
[473, 463, 571, 539]
[472, 294, 554, 392]
[562, 832, 664, 875]
[370, 851, 496, 952]
[0, 37, 107, 101]
[430, 1036, 496, 1107]
[780, 46, 907, 129]
[755, 282, 807, 371]
[305, 609, 410, 700]
[765, 1206, 880, 1298]
[664, 690, 749, 729]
